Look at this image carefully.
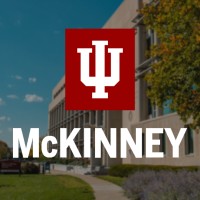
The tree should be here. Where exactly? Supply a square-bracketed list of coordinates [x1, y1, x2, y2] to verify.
[141, 0, 200, 127]
[0, 140, 10, 159]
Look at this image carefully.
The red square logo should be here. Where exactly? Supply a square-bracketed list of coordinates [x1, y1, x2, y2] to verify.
[65, 29, 135, 110]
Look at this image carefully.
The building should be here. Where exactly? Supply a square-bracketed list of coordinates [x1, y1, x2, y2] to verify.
[48, 0, 200, 168]
[48, 77, 122, 167]
[112, 0, 199, 166]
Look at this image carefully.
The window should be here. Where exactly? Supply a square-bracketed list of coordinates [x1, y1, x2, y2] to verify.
[148, 98, 152, 116]
[185, 125, 194, 155]
[159, 131, 166, 155]
[163, 99, 174, 115]
[142, 133, 145, 156]
[80, 116, 84, 140]
[85, 112, 89, 124]
[75, 118, 79, 128]
[148, 98, 157, 118]
[146, 29, 154, 59]
[97, 111, 103, 126]
[91, 111, 96, 125]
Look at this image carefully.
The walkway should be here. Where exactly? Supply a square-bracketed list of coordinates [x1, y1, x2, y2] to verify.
[51, 170, 129, 200]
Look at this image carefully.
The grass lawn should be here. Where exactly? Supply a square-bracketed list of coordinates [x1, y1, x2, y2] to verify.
[97, 175, 126, 187]
[0, 174, 94, 200]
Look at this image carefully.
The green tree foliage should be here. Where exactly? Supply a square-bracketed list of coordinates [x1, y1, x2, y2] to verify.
[0, 140, 10, 159]
[141, 0, 200, 127]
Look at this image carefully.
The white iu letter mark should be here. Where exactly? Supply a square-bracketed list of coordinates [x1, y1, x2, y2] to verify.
[77, 41, 123, 99]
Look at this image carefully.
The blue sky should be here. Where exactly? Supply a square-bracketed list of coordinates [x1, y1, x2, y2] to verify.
[0, 0, 123, 147]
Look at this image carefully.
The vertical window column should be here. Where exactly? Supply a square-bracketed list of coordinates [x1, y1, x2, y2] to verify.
[185, 125, 194, 155]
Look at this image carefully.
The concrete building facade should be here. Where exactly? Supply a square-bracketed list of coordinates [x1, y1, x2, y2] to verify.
[48, 77, 122, 167]
[48, 0, 200, 167]
[110, 0, 199, 166]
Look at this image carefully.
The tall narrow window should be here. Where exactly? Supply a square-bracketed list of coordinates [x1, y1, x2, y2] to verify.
[142, 133, 145, 156]
[185, 125, 194, 155]
[148, 98, 156, 118]
[91, 111, 96, 125]
[85, 112, 89, 124]
[146, 29, 154, 59]
[163, 99, 174, 115]
[97, 111, 103, 126]
[159, 131, 166, 155]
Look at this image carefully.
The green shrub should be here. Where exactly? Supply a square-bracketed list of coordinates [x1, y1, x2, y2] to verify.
[108, 164, 199, 177]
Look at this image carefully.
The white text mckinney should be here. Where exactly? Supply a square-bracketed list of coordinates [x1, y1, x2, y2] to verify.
[13, 128, 187, 159]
